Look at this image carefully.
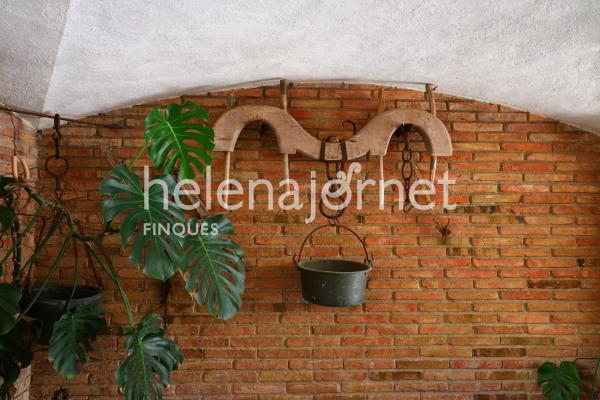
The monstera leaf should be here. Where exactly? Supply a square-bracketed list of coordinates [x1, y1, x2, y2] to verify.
[0, 321, 33, 391]
[0, 284, 21, 335]
[537, 361, 581, 400]
[181, 215, 245, 320]
[145, 102, 215, 180]
[100, 164, 184, 281]
[48, 305, 107, 378]
[115, 314, 183, 400]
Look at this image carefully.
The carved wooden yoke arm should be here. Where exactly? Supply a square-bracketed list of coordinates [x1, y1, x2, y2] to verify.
[212, 105, 452, 161]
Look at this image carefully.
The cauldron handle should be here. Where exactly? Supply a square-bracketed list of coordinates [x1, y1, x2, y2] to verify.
[293, 223, 373, 267]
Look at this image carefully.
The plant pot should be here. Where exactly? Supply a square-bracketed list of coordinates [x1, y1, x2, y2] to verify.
[24, 285, 102, 344]
[296, 258, 372, 307]
[293, 223, 373, 307]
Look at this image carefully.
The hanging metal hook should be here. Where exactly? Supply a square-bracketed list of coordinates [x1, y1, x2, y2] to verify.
[342, 120, 357, 136]
[319, 136, 347, 221]
[53, 114, 61, 157]
[435, 218, 452, 244]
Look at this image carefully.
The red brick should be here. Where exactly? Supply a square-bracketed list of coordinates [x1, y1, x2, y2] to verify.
[448, 102, 498, 111]
[505, 123, 557, 132]
[502, 143, 552, 152]
[453, 122, 503, 132]
[233, 383, 285, 394]
[319, 89, 372, 99]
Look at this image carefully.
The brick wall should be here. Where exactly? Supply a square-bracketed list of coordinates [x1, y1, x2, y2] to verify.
[0, 110, 37, 281]
[0, 110, 38, 400]
[30, 83, 600, 399]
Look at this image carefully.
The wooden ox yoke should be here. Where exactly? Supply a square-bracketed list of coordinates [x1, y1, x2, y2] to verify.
[212, 105, 452, 161]
[212, 103, 452, 191]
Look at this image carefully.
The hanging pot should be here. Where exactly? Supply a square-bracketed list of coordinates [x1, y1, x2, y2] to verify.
[23, 284, 102, 344]
[293, 224, 373, 307]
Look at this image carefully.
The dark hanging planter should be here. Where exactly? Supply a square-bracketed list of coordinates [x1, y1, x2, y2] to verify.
[24, 285, 102, 344]
[293, 224, 373, 307]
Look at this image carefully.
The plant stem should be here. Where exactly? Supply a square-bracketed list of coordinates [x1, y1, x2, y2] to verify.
[11, 214, 21, 281]
[0, 247, 15, 274]
[1, 185, 46, 281]
[65, 239, 81, 310]
[128, 143, 148, 170]
[0, 193, 42, 276]
[87, 240, 135, 326]
[17, 209, 64, 280]
[16, 233, 73, 323]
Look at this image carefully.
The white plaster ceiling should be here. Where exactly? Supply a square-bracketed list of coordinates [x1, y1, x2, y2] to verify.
[1, 1, 599, 132]
[0, 0, 69, 114]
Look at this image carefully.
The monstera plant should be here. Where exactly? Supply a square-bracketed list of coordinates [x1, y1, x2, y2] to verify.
[0, 101, 245, 400]
[537, 361, 581, 400]
[538, 359, 600, 400]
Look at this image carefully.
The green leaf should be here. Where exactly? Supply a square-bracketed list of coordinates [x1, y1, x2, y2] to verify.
[0, 206, 14, 233]
[115, 314, 183, 400]
[181, 215, 245, 320]
[0, 321, 33, 391]
[537, 361, 581, 400]
[0, 284, 21, 335]
[100, 164, 184, 281]
[145, 101, 215, 180]
[48, 305, 107, 378]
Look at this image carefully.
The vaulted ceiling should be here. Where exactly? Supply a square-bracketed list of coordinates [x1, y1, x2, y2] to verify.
[1, 0, 599, 132]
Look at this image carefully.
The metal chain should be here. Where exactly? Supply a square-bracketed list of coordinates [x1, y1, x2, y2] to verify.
[407, 136, 452, 242]
[400, 128, 414, 212]
[319, 159, 346, 223]
[45, 114, 70, 201]
[319, 136, 347, 222]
